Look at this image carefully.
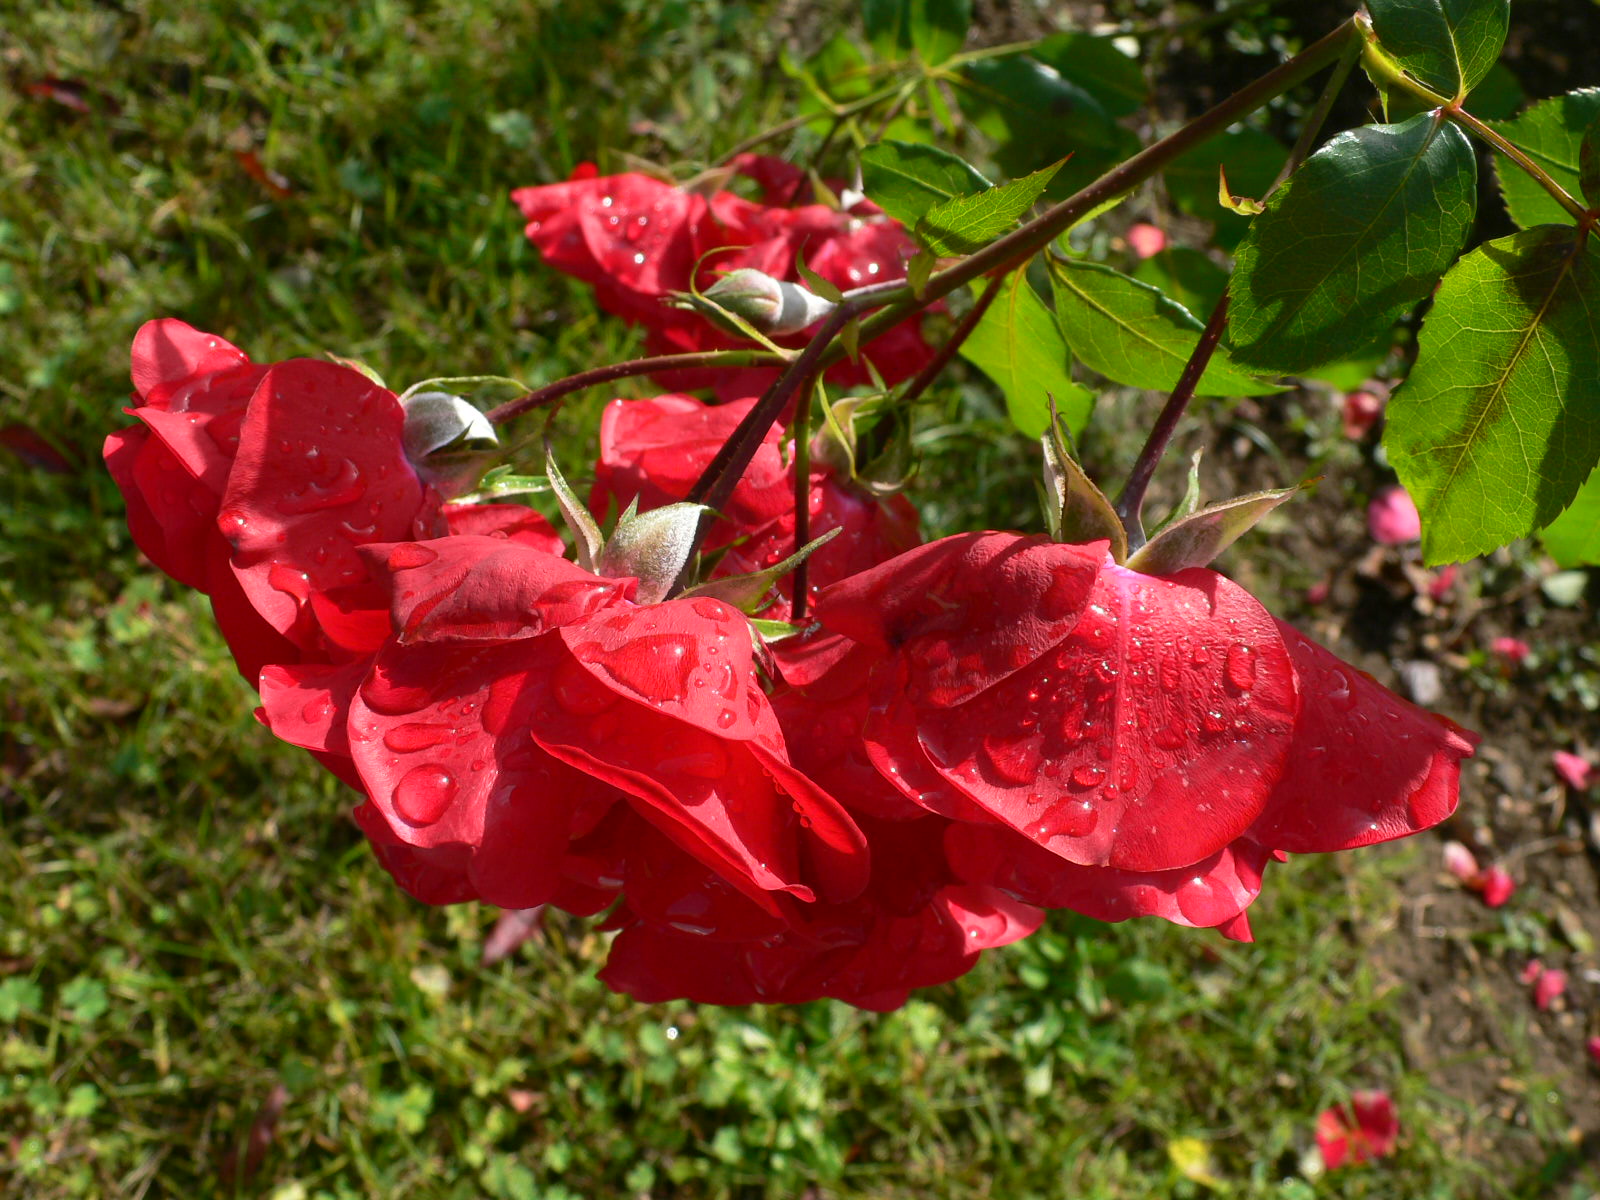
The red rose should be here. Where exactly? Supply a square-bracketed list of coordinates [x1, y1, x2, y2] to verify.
[258, 534, 870, 916]
[512, 161, 933, 395]
[1316, 1090, 1399, 1168]
[807, 532, 1478, 936]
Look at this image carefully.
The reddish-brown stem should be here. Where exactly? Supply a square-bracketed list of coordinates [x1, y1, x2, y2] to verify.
[485, 349, 780, 426]
[895, 270, 1007, 410]
[789, 375, 816, 621]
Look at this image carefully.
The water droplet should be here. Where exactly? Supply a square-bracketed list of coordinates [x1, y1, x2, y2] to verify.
[1175, 874, 1223, 925]
[1190, 645, 1211, 666]
[1202, 709, 1229, 734]
[1070, 763, 1107, 788]
[716, 708, 738, 729]
[1224, 643, 1258, 692]
[553, 654, 618, 716]
[267, 563, 311, 603]
[276, 457, 366, 515]
[387, 543, 437, 570]
[587, 633, 698, 702]
[300, 697, 335, 724]
[1042, 798, 1097, 838]
[392, 764, 456, 825]
[382, 722, 453, 752]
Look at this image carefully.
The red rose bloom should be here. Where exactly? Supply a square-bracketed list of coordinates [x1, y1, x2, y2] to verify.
[511, 158, 933, 395]
[806, 532, 1478, 937]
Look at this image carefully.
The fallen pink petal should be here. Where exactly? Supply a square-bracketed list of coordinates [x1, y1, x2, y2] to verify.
[1367, 486, 1421, 545]
[1553, 750, 1593, 791]
[1477, 864, 1514, 908]
[1341, 389, 1384, 439]
[1442, 840, 1480, 882]
[1315, 1089, 1399, 1169]
[1489, 637, 1530, 666]
[1533, 968, 1568, 1012]
[1520, 959, 1545, 985]
[1126, 222, 1167, 258]
[1587, 1037, 1600, 1066]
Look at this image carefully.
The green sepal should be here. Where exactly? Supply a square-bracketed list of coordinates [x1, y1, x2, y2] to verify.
[1125, 485, 1303, 575]
[452, 464, 551, 505]
[795, 254, 845, 304]
[1041, 410, 1126, 561]
[679, 527, 842, 614]
[749, 618, 807, 643]
[324, 354, 388, 389]
[1149, 449, 1205, 536]
[544, 443, 603, 572]
[597, 501, 713, 605]
[396, 375, 529, 406]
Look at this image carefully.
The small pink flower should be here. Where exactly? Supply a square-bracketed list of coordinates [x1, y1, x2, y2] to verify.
[1368, 486, 1421, 545]
[1126, 222, 1166, 258]
[1477, 865, 1514, 908]
[1306, 577, 1332, 605]
[1586, 1037, 1600, 1066]
[1489, 637, 1530, 666]
[1341, 390, 1384, 439]
[1553, 750, 1593, 791]
[1316, 1090, 1399, 1169]
[1442, 840, 1479, 882]
[1520, 959, 1545, 985]
[1534, 968, 1567, 1012]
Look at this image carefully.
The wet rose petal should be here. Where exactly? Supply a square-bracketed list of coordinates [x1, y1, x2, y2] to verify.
[1553, 750, 1593, 790]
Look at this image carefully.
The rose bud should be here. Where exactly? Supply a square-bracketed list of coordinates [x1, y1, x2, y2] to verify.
[703, 267, 838, 336]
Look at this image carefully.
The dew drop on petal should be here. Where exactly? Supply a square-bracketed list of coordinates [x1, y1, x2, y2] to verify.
[392, 764, 456, 825]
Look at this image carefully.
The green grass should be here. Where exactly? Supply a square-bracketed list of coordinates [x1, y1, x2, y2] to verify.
[2, 2, 1596, 1197]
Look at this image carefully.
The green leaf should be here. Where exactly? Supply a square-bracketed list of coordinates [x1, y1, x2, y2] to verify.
[1049, 257, 1281, 396]
[959, 271, 1092, 438]
[1579, 114, 1600, 210]
[1489, 89, 1600, 228]
[1163, 127, 1287, 220]
[545, 444, 602, 571]
[859, 141, 992, 230]
[1541, 462, 1600, 567]
[1366, 0, 1509, 98]
[915, 160, 1062, 255]
[1464, 61, 1526, 120]
[1126, 486, 1301, 574]
[862, 0, 970, 65]
[1227, 113, 1477, 374]
[1028, 33, 1148, 118]
[955, 54, 1140, 196]
[1385, 226, 1600, 563]
[681, 527, 841, 613]
[1132, 248, 1229, 318]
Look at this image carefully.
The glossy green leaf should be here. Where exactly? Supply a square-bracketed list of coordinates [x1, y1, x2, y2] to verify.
[1126, 487, 1301, 574]
[1464, 61, 1525, 120]
[1579, 114, 1600, 209]
[1366, 0, 1508, 98]
[1540, 463, 1600, 567]
[1028, 33, 1147, 118]
[1385, 226, 1600, 563]
[860, 141, 992, 230]
[1489, 89, 1600, 228]
[1132, 248, 1229, 318]
[863, 0, 970, 65]
[1050, 257, 1281, 396]
[915, 160, 1061, 255]
[1227, 113, 1476, 374]
[959, 271, 1092, 438]
[1163, 127, 1286, 220]
[955, 54, 1140, 197]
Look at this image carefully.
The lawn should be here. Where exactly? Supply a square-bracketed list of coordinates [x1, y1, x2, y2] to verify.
[3, 2, 1597, 1197]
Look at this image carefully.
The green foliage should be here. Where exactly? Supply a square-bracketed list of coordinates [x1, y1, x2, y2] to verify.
[914, 159, 1060, 254]
[862, 0, 971, 65]
[1365, 0, 1510, 99]
[1385, 226, 1600, 563]
[1049, 257, 1281, 397]
[859, 140, 992, 229]
[1541, 464, 1600, 567]
[1126, 487, 1303, 575]
[1132, 248, 1230, 318]
[1227, 114, 1477, 373]
[1489, 89, 1600, 227]
[958, 272, 1090, 438]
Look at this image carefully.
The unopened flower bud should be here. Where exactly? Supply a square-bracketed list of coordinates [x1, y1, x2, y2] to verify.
[401, 391, 497, 461]
[704, 268, 837, 336]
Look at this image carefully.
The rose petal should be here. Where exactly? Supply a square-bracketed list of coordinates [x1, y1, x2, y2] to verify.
[1367, 485, 1421, 545]
[130, 319, 251, 406]
[1553, 750, 1593, 790]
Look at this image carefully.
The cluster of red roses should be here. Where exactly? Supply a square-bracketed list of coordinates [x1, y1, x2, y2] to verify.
[105, 314, 1476, 1011]
[511, 155, 934, 397]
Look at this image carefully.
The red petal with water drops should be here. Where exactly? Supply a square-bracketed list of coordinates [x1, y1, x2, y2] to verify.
[917, 564, 1297, 873]
[1248, 620, 1477, 853]
[815, 532, 1105, 708]
[441, 501, 564, 552]
[945, 822, 1270, 931]
[258, 658, 366, 759]
[368, 536, 632, 645]
[936, 884, 1044, 950]
[203, 535, 302, 683]
[105, 427, 210, 591]
[355, 807, 479, 905]
[220, 360, 427, 649]
[558, 595, 765, 743]
[347, 638, 613, 909]
[130, 319, 251, 407]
